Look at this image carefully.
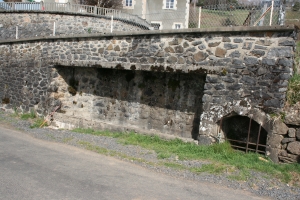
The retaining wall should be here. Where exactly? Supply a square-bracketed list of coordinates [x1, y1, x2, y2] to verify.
[0, 11, 146, 40]
[0, 26, 298, 162]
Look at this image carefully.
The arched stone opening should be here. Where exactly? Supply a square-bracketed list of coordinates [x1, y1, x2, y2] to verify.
[220, 114, 268, 154]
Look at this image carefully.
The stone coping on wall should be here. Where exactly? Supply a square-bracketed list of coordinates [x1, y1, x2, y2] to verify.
[0, 25, 295, 45]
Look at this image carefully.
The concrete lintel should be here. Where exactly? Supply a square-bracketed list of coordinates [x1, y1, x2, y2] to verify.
[48, 60, 227, 74]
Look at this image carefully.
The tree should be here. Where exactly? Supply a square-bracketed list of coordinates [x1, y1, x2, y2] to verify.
[293, 1, 300, 11]
[83, 0, 123, 8]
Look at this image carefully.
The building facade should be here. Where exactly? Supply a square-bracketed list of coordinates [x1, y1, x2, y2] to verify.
[122, 0, 190, 30]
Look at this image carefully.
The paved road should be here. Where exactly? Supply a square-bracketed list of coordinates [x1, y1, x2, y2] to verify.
[0, 125, 268, 200]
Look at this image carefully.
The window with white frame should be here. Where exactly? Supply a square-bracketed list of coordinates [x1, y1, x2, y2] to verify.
[123, 0, 134, 9]
[125, 0, 132, 7]
[173, 23, 182, 29]
[165, 0, 175, 9]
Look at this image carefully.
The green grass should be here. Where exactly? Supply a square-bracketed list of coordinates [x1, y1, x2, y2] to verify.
[77, 140, 151, 164]
[30, 118, 46, 129]
[191, 163, 229, 174]
[295, 41, 300, 71]
[190, 9, 250, 28]
[228, 169, 251, 181]
[63, 137, 74, 143]
[20, 109, 36, 120]
[72, 128, 300, 184]
[78, 141, 110, 154]
[286, 10, 300, 20]
[287, 41, 300, 105]
[163, 162, 186, 170]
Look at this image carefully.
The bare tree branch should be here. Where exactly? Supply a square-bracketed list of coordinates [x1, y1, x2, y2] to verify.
[83, 0, 123, 9]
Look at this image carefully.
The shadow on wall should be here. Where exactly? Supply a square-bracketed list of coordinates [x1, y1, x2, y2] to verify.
[220, 114, 268, 154]
[53, 66, 206, 139]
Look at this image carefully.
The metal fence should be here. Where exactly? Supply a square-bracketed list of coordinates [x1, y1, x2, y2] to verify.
[189, 3, 285, 28]
[138, 2, 296, 30]
[0, 2, 299, 35]
[0, 2, 150, 29]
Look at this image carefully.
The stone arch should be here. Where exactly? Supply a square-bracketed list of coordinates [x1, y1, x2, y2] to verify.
[219, 112, 268, 154]
[216, 108, 289, 162]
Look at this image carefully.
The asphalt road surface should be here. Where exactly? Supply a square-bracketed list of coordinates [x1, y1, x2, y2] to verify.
[0, 125, 268, 200]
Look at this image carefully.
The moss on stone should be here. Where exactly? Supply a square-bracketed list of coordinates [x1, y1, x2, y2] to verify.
[168, 79, 180, 92]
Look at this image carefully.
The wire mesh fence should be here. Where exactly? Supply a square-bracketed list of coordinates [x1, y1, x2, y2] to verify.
[0, 1, 299, 39]
[190, 3, 285, 28]
[136, 2, 290, 31]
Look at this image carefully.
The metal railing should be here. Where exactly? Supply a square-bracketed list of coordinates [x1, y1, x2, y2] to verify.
[1, 2, 299, 34]
[0, 2, 150, 29]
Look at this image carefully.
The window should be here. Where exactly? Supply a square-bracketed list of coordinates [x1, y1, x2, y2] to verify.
[151, 23, 161, 30]
[166, 0, 174, 9]
[163, 0, 177, 10]
[151, 21, 162, 30]
[125, 0, 132, 7]
[172, 22, 182, 29]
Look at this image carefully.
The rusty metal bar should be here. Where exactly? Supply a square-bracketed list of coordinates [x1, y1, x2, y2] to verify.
[226, 139, 267, 147]
[256, 124, 262, 153]
[246, 118, 252, 153]
[230, 145, 265, 154]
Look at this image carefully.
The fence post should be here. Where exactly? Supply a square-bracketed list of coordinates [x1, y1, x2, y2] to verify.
[12, 2, 15, 10]
[198, 7, 202, 29]
[269, 0, 274, 26]
[111, 15, 113, 33]
[279, 4, 285, 25]
[94, 5, 97, 14]
[53, 22, 56, 36]
[16, 26, 18, 39]
[259, 3, 268, 26]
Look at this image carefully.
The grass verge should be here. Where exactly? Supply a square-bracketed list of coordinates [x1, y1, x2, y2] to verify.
[73, 128, 300, 185]
[287, 41, 300, 105]
[20, 109, 36, 120]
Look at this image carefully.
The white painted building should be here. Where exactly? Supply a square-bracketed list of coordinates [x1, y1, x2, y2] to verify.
[122, 0, 190, 30]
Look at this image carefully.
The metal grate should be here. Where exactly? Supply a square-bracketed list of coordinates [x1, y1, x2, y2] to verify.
[221, 116, 267, 155]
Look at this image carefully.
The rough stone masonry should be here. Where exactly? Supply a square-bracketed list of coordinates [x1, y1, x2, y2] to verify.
[0, 13, 299, 163]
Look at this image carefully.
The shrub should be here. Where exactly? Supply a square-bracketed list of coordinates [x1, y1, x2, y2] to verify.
[293, 2, 300, 11]
[287, 74, 300, 105]
[221, 17, 236, 26]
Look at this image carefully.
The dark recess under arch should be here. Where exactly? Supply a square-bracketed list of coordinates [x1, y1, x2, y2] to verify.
[220, 115, 268, 154]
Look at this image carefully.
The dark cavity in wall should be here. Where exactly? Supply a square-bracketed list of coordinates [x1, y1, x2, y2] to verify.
[55, 66, 206, 139]
[2, 97, 10, 104]
[221, 115, 268, 154]
[68, 68, 78, 96]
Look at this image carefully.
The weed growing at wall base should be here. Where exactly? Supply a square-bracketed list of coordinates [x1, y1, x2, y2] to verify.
[20, 109, 36, 120]
[72, 128, 300, 185]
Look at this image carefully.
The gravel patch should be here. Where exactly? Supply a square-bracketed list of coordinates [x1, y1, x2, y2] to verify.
[0, 110, 299, 200]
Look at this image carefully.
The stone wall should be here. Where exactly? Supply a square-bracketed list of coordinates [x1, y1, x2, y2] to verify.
[0, 59, 50, 112]
[0, 12, 146, 40]
[0, 27, 298, 162]
[49, 67, 205, 139]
